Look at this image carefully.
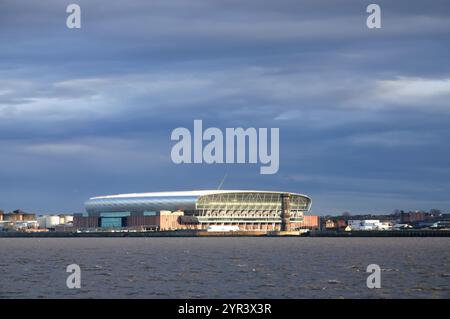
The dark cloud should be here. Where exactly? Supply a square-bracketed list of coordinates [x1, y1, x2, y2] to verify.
[0, 0, 450, 214]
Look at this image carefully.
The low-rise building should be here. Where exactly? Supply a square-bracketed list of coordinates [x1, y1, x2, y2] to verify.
[0, 220, 38, 231]
[325, 219, 347, 230]
[4, 210, 36, 222]
[430, 221, 450, 229]
[36, 214, 75, 229]
[400, 211, 427, 223]
[73, 210, 184, 231]
[298, 215, 320, 230]
[347, 219, 392, 231]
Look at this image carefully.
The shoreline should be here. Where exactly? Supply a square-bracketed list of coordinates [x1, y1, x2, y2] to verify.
[1, 229, 450, 238]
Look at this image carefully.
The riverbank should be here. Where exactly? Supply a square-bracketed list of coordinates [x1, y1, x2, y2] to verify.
[0, 230, 267, 237]
[1, 229, 450, 237]
[310, 230, 450, 237]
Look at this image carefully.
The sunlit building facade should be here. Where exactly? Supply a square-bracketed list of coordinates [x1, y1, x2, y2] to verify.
[78, 190, 312, 231]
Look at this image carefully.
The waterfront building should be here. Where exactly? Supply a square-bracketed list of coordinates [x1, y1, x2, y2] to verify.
[347, 220, 392, 231]
[78, 190, 312, 231]
[36, 214, 74, 229]
[325, 219, 347, 230]
[298, 215, 320, 230]
[400, 211, 427, 223]
[4, 210, 36, 222]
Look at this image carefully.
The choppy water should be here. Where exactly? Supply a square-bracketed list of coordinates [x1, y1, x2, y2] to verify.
[0, 238, 449, 298]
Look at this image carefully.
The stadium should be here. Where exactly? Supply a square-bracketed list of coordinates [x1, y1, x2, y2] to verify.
[75, 190, 312, 231]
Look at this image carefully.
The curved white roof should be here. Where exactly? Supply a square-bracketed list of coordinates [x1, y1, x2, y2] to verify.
[85, 190, 312, 214]
[91, 190, 310, 200]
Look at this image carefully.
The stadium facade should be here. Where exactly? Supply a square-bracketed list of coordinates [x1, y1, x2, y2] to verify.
[75, 190, 312, 231]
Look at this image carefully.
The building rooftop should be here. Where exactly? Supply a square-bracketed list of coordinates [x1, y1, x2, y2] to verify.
[90, 190, 310, 200]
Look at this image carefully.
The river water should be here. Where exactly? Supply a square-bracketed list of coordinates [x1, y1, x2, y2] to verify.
[0, 237, 449, 298]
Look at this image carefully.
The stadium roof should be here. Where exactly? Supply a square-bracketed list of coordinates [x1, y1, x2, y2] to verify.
[90, 190, 310, 200]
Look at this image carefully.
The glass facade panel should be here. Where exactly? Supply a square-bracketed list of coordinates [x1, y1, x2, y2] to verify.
[196, 192, 310, 214]
[101, 217, 123, 228]
[100, 212, 131, 218]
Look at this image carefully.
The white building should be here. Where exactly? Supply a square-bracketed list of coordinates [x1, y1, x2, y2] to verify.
[37, 215, 61, 229]
[347, 220, 392, 231]
[206, 225, 240, 232]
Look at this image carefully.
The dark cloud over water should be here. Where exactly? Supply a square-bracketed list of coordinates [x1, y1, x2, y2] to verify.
[1, 0, 450, 214]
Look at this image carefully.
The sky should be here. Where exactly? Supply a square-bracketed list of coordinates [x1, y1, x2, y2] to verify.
[1, 0, 450, 215]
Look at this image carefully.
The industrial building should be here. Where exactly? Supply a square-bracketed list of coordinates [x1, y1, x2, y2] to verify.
[77, 190, 312, 231]
[347, 220, 392, 231]
[0, 211, 74, 232]
[0, 210, 37, 231]
[3, 210, 36, 221]
[37, 215, 74, 229]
